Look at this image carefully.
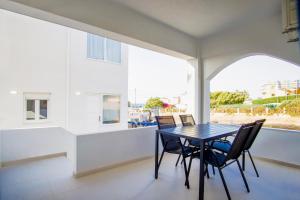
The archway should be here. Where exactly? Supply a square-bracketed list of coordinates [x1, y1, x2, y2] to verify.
[207, 54, 300, 130]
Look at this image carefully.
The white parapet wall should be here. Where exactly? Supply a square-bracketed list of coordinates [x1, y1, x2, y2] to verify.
[74, 125, 300, 176]
[0, 129, 2, 167]
[1, 127, 76, 166]
[1, 125, 299, 174]
[75, 126, 157, 176]
[252, 128, 300, 166]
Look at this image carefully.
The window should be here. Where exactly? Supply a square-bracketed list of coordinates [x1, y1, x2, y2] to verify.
[24, 93, 50, 122]
[102, 95, 120, 124]
[87, 33, 121, 64]
[26, 100, 35, 120]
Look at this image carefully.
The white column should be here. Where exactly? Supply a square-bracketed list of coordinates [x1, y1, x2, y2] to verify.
[202, 78, 211, 123]
[196, 57, 211, 124]
[186, 58, 200, 123]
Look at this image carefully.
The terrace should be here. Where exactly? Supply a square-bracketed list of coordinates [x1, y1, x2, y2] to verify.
[0, 1, 300, 200]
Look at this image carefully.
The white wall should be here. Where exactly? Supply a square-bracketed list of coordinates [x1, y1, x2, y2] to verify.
[75, 126, 156, 174]
[201, 14, 300, 80]
[67, 29, 128, 133]
[0, 10, 129, 133]
[1, 127, 75, 164]
[74, 126, 300, 175]
[252, 128, 300, 166]
[0, 130, 2, 167]
[0, 9, 68, 129]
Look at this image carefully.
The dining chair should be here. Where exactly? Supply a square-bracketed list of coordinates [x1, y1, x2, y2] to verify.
[176, 114, 200, 166]
[179, 114, 196, 126]
[241, 119, 265, 176]
[155, 116, 194, 189]
[210, 119, 265, 177]
[187, 123, 255, 200]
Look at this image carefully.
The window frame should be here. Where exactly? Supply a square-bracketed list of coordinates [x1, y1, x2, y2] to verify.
[23, 93, 50, 123]
[101, 93, 121, 125]
[86, 33, 122, 65]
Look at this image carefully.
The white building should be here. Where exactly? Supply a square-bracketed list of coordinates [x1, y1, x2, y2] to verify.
[0, 10, 128, 133]
[260, 80, 300, 98]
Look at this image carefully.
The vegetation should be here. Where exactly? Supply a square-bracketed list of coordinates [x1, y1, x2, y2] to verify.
[252, 95, 298, 104]
[211, 99, 300, 117]
[210, 91, 249, 107]
[144, 97, 164, 109]
[279, 99, 300, 116]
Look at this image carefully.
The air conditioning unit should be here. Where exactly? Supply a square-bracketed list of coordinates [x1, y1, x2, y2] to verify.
[282, 0, 299, 42]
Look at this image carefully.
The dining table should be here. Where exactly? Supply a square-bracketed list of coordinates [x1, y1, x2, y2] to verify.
[154, 123, 239, 200]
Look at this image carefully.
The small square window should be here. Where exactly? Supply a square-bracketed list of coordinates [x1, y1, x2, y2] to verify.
[24, 93, 50, 122]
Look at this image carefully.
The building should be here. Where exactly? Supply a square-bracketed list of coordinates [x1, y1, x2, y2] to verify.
[0, 10, 128, 133]
[261, 80, 300, 98]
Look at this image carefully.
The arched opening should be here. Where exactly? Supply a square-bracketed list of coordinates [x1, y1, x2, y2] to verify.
[210, 55, 300, 130]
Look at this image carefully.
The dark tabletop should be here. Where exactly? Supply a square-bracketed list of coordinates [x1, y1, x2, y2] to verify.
[156, 123, 239, 142]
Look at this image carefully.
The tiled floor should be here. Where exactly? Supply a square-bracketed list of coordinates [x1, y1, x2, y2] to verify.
[1, 155, 300, 200]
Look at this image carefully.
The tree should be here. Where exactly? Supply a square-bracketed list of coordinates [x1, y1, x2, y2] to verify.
[210, 91, 249, 107]
[144, 97, 164, 109]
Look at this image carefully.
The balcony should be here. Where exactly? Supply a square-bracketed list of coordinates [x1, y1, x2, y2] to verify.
[0, 1, 300, 200]
[1, 152, 299, 200]
[1, 126, 300, 200]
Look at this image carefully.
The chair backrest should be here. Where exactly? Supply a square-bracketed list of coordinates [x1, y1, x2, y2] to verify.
[155, 116, 176, 129]
[179, 114, 196, 126]
[226, 123, 255, 160]
[156, 116, 180, 151]
[243, 119, 266, 150]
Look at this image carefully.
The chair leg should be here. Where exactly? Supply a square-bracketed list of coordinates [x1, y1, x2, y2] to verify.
[242, 151, 246, 171]
[218, 167, 231, 200]
[236, 160, 250, 193]
[181, 157, 184, 165]
[157, 148, 165, 170]
[182, 156, 190, 189]
[212, 165, 215, 175]
[206, 164, 210, 179]
[247, 150, 259, 177]
[175, 153, 182, 166]
[185, 156, 193, 187]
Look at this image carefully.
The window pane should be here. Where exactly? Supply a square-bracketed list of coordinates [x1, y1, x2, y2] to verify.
[39, 100, 48, 120]
[87, 33, 104, 59]
[103, 95, 120, 124]
[26, 100, 35, 120]
[106, 38, 121, 63]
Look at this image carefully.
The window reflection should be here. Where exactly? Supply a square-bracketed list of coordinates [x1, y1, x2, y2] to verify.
[103, 95, 120, 124]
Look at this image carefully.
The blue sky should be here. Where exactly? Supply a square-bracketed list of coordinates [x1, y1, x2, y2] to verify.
[128, 45, 300, 102]
[128, 45, 189, 103]
[211, 55, 300, 98]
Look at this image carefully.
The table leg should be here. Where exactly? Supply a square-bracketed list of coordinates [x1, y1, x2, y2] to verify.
[155, 131, 159, 179]
[199, 140, 205, 200]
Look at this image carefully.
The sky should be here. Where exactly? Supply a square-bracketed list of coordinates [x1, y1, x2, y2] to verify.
[128, 46, 300, 103]
[128, 45, 189, 104]
[210, 55, 300, 98]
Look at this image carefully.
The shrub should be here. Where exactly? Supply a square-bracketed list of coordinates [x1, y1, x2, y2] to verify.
[210, 91, 249, 107]
[252, 95, 298, 105]
[279, 100, 300, 116]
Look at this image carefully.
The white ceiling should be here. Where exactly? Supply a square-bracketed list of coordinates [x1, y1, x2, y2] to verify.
[2, 0, 282, 58]
[110, 0, 281, 39]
